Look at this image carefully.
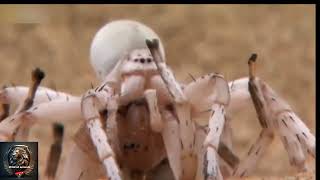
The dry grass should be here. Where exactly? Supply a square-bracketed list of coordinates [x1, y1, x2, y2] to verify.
[0, 4, 315, 179]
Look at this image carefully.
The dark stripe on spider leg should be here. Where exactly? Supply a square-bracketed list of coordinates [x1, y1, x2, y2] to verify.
[302, 132, 307, 138]
[203, 152, 209, 180]
[289, 116, 295, 123]
[46, 91, 52, 101]
[307, 149, 315, 158]
[256, 146, 261, 155]
[282, 119, 288, 128]
[252, 83, 259, 92]
[240, 170, 247, 177]
[283, 136, 288, 149]
[211, 110, 215, 117]
[203, 151, 220, 180]
[98, 83, 107, 92]
[180, 139, 184, 149]
[247, 144, 254, 155]
[230, 80, 235, 91]
[296, 134, 301, 143]
[154, 103, 158, 112]
[232, 167, 238, 176]
[78, 170, 85, 180]
[188, 73, 196, 82]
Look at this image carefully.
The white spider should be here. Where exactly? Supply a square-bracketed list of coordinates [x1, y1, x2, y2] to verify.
[0, 20, 315, 180]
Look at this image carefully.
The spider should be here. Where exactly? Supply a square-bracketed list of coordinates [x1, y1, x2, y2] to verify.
[0, 20, 315, 180]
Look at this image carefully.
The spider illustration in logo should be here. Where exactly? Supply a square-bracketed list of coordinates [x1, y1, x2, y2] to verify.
[3, 145, 35, 178]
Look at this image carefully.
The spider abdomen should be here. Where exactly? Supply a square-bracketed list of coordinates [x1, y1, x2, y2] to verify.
[116, 102, 166, 172]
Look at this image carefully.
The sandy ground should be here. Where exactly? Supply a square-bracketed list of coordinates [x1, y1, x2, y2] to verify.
[0, 5, 315, 179]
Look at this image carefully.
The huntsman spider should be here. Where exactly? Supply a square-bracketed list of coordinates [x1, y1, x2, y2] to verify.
[0, 20, 315, 180]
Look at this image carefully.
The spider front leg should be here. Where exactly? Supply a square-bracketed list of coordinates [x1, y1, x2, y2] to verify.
[161, 109, 182, 180]
[183, 72, 230, 180]
[144, 89, 164, 132]
[202, 103, 226, 180]
[81, 85, 121, 180]
[147, 39, 197, 180]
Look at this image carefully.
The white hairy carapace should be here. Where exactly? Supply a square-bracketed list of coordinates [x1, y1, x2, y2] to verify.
[90, 20, 165, 81]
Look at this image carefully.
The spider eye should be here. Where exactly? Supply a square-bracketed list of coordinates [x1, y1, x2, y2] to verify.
[134, 59, 139, 62]
[140, 58, 145, 63]
[146, 58, 152, 63]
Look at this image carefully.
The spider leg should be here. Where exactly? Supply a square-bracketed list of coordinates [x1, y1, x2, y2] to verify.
[81, 85, 121, 180]
[232, 129, 274, 177]
[146, 39, 186, 103]
[230, 56, 276, 176]
[208, 115, 237, 178]
[182, 71, 230, 180]
[0, 80, 80, 141]
[202, 103, 226, 180]
[24, 97, 82, 123]
[218, 115, 240, 176]
[161, 109, 182, 180]
[119, 75, 145, 106]
[144, 89, 163, 132]
[220, 116, 233, 151]
[66, 57, 130, 180]
[0, 97, 82, 141]
[45, 123, 64, 180]
[0, 103, 9, 121]
[259, 79, 314, 171]
[217, 141, 238, 178]
[0, 68, 45, 141]
[147, 39, 197, 179]
[194, 124, 206, 180]
[0, 85, 77, 107]
[231, 54, 315, 176]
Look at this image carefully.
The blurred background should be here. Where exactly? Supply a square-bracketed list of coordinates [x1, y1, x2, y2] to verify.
[0, 4, 315, 179]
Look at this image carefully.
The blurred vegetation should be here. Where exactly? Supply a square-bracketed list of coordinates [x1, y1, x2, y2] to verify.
[0, 4, 315, 179]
